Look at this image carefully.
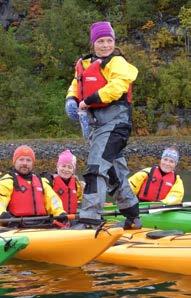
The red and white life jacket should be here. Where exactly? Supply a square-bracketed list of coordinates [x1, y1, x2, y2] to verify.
[53, 175, 78, 214]
[75, 55, 132, 109]
[8, 173, 46, 216]
[138, 166, 176, 202]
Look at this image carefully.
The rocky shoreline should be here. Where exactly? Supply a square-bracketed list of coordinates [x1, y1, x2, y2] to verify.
[0, 137, 191, 160]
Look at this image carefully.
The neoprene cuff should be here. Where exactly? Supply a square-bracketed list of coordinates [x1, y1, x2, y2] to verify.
[84, 92, 102, 105]
[66, 96, 78, 101]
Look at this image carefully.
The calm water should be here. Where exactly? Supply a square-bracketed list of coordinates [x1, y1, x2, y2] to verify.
[0, 171, 191, 297]
[1, 260, 191, 297]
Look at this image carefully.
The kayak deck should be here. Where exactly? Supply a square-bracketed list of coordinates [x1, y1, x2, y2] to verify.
[97, 228, 191, 275]
[2, 227, 123, 267]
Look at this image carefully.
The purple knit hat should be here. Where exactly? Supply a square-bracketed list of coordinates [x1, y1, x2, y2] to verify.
[90, 21, 115, 44]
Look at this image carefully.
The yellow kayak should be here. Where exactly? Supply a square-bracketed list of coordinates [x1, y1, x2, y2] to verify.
[2, 226, 123, 267]
[97, 228, 191, 275]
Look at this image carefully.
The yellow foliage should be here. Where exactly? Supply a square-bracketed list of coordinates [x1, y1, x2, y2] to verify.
[0, 63, 7, 72]
[132, 109, 149, 136]
[141, 20, 155, 31]
[149, 28, 174, 50]
[179, 6, 191, 30]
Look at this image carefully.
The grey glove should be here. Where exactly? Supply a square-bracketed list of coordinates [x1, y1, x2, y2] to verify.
[0, 211, 12, 219]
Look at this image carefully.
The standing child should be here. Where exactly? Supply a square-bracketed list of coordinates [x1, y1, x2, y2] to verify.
[65, 21, 141, 229]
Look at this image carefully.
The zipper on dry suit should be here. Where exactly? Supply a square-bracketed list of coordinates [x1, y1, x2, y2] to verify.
[31, 177, 37, 215]
[156, 180, 163, 201]
[68, 188, 71, 214]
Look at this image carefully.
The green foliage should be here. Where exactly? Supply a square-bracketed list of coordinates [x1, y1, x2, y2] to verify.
[0, 26, 20, 69]
[157, 55, 191, 112]
[38, 80, 80, 138]
[121, 44, 159, 107]
[0, 0, 191, 138]
[156, 0, 188, 13]
[40, 0, 64, 9]
[0, 67, 43, 137]
[32, 0, 101, 81]
[123, 0, 156, 27]
[12, 0, 30, 12]
[0, 26, 32, 70]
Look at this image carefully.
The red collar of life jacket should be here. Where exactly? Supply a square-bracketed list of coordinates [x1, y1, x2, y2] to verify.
[138, 166, 176, 202]
[53, 175, 78, 214]
[75, 55, 132, 108]
[9, 173, 46, 216]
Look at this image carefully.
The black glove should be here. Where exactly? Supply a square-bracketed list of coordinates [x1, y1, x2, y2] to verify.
[0, 211, 12, 219]
[57, 212, 68, 223]
[119, 203, 142, 230]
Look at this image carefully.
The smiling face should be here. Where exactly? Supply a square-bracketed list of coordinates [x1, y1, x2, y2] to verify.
[14, 156, 34, 175]
[93, 36, 115, 57]
[160, 157, 176, 173]
[57, 164, 74, 179]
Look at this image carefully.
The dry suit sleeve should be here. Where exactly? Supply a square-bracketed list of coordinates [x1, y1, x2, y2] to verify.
[0, 174, 13, 215]
[98, 56, 138, 104]
[66, 73, 78, 99]
[161, 175, 184, 205]
[42, 178, 66, 216]
[128, 168, 150, 196]
[75, 177, 84, 202]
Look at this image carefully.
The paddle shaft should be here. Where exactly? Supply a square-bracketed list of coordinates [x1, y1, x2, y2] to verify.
[0, 214, 76, 224]
[103, 202, 191, 216]
[0, 202, 191, 223]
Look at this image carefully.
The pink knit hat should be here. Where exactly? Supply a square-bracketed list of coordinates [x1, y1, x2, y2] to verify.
[90, 21, 115, 44]
[57, 150, 76, 169]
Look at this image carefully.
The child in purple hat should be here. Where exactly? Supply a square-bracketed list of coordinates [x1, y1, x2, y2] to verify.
[65, 21, 140, 229]
[90, 21, 115, 44]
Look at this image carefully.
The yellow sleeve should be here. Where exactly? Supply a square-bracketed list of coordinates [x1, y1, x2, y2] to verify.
[75, 177, 84, 202]
[66, 76, 78, 99]
[161, 175, 184, 205]
[41, 178, 65, 216]
[128, 168, 150, 195]
[0, 174, 13, 214]
[98, 56, 138, 104]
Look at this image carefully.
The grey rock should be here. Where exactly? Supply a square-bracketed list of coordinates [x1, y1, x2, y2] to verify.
[0, 138, 191, 161]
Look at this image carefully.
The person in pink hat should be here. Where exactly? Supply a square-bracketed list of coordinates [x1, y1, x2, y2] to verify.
[42, 150, 83, 215]
[65, 21, 141, 229]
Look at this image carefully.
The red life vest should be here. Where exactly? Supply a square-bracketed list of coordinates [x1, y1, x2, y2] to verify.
[8, 173, 46, 216]
[75, 56, 132, 109]
[138, 166, 176, 202]
[53, 175, 78, 214]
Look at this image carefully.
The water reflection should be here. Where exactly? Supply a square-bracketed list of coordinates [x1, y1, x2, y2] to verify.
[0, 260, 93, 296]
[0, 260, 191, 297]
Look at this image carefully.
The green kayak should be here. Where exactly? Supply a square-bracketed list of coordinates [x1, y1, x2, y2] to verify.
[104, 202, 191, 232]
[0, 235, 29, 265]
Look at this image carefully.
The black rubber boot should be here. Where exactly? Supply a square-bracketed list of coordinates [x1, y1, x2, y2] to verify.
[70, 218, 104, 230]
[119, 203, 142, 230]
